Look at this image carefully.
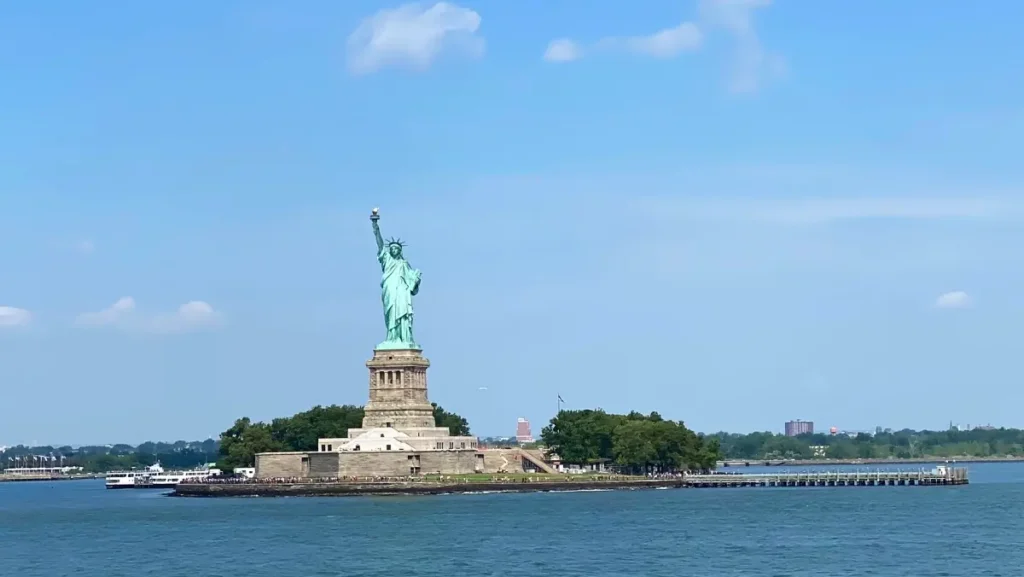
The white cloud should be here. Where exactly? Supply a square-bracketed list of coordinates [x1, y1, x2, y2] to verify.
[544, 0, 780, 92]
[75, 297, 136, 326]
[346, 2, 483, 75]
[934, 291, 971, 309]
[75, 297, 222, 333]
[636, 196, 1015, 225]
[547, 21, 702, 63]
[698, 0, 782, 92]
[0, 306, 31, 327]
[749, 198, 1003, 224]
[150, 301, 222, 333]
[606, 22, 703, 58]
[543, 39, 582, 63]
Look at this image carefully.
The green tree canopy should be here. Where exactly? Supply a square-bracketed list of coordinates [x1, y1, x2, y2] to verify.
[433, 403, 471, 436]
[541, 409, 720, 472]
[709, 427, 1024, 461]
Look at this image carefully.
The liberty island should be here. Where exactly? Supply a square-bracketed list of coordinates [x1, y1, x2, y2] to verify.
[173, 208, 969, 496]
[237, 208, 539, 480]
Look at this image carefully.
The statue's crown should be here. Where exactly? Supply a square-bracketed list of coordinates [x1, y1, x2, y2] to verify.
[386, 237, 406, 248]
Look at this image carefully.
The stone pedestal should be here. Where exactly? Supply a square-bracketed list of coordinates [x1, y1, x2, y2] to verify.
[361, 348, 436, 430]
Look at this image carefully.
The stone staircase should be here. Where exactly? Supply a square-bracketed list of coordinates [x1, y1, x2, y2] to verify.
[519, 449, 557, 474]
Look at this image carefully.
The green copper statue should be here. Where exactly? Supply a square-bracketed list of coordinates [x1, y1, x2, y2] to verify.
[370, 208, 422, 350]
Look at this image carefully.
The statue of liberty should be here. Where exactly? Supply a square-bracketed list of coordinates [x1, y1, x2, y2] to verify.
[370, 208, 422, 350]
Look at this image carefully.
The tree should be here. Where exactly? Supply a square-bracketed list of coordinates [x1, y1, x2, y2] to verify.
[612, 420, 658, 473]
[270, 405, 365, 451]
[433, 403, 471, 436]
[542, 409, 720, 473]
[541, 409, 621, 464]
[218, 417, 283, 470]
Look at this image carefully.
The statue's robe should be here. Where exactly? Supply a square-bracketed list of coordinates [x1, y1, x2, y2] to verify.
[378, 247, 421, 344]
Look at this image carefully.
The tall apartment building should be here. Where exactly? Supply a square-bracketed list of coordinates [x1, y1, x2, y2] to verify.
[784, 419, 814, 437]
[515, 418, 534, 443]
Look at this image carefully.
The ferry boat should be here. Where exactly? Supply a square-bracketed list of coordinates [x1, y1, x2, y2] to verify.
[105, 463, 164, 489]
[105, 463, 221, 489]
[149, 466, 221, 488]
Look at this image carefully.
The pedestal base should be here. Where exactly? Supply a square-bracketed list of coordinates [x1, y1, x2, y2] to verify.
[362, 348, 435, 430]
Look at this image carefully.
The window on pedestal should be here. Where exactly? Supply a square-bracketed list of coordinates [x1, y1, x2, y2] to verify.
[386, 444, 392, 451]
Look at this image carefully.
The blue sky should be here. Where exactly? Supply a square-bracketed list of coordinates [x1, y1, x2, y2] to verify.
[2, 0, 1023, 445]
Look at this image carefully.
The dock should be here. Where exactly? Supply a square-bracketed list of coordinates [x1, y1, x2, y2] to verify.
[684, 467, 968, 488]
[172, 466, 968, 497]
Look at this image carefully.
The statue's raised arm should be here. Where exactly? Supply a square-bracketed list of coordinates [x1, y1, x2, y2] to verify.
[370, 207, 384, 254]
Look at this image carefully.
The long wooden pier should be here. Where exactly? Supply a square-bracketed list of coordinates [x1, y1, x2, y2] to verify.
[684, 467, 968, 488]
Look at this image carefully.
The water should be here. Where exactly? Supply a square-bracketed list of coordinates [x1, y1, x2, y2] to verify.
[2, 463, 1023, 576]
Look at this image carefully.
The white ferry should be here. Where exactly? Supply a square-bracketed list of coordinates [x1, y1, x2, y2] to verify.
[149, 466, 221, 488]
[105, 463, 164, 489]
[105, 463, 221, 489]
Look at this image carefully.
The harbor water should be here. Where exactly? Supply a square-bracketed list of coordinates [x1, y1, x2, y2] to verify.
[1, 462, 1023, 576]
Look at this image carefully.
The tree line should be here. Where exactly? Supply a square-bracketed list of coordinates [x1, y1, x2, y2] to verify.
[9, 418, 1023, 474]
[216, 403, 470, 470]
[711, 428, 1024, 460]
[540, 409, 721, 473]
[0, 440, 218, 473]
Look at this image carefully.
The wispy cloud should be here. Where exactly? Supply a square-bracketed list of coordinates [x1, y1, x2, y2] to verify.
[0, 306, 31, 327]
[544, 0, 780, 92]
[635, 196, 1018, 225]
[698, 0, 783, 92]
[543, 39, 582, 63]
[596, 22, 703, 58]
[545, 21, 703, 63]
[934, 291, 971, 309]
[347, 2, 483, 75]
[76, 297, 136, 326]
[75, 297, 223, 333]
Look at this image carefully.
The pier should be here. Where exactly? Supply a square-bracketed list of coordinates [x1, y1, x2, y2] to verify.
[172, 466, 968, 497]
[684, 467, 968, 488]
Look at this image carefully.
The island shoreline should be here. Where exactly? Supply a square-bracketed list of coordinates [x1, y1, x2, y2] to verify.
[171, 468, 969, 498]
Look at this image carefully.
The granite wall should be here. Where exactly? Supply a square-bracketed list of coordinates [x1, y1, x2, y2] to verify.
[255, 452, 307, 478]
[256, 448, 530, 478]
[337, 450, 480, 477]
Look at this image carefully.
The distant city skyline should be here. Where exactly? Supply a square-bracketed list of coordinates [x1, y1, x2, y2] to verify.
[3, 1, 1024, 443]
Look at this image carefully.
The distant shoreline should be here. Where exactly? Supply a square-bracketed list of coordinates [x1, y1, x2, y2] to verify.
[718, 456, 1024, 467]
[0, 474, 100, 483]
